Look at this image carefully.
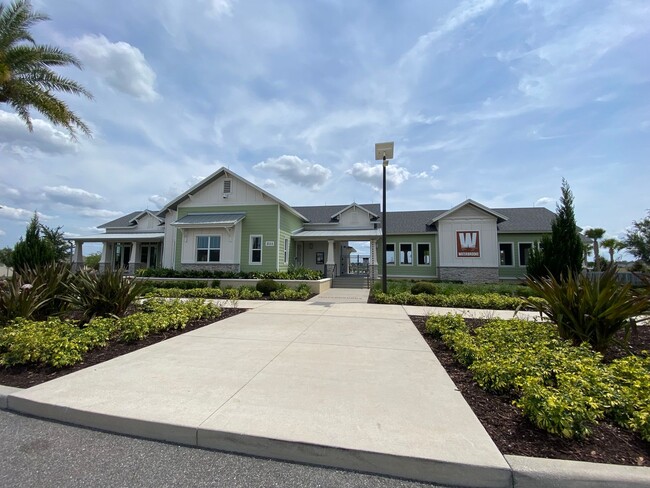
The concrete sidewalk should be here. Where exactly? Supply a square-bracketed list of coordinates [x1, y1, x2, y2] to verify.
[6, 299, 510, 488]
[4, 297, 650, 487]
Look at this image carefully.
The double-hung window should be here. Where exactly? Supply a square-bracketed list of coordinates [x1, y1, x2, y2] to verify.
[386, 243, 395, 265]
[196, 235, 220, 262]
[400, 243, 413, 265]
[250, 235, 262, 264]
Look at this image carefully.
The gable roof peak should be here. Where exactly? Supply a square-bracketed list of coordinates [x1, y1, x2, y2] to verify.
[430, 199, 509, 224]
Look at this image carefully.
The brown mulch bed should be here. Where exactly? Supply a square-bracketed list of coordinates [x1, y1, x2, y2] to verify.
[0, 308, 246, 389]
[410, 315, 650, 467]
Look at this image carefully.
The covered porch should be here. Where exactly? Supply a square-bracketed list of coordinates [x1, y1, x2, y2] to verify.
[292, 229, 382, 280]
[70, 233, 164, 274]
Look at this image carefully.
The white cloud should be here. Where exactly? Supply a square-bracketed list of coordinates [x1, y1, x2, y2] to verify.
[263, 179, 277, 189]
[148, 195, 168, 208]
[534, 197, 555, 208]
[346, 162, 420, 191]
[431, 164, 440, 172]
[0, 229, 5, 236]
[0, 205, 52, 221]
[43, 185, 105, 208]
[0, 110, 77, 154]
[78, 209, 124, 219]
[71, 35, 158, 101]
[253, 155, 331, 189]
[204, 0, 235, 18]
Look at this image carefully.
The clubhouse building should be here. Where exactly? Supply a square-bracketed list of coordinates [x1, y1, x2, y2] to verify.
[71, 167, 556, 283]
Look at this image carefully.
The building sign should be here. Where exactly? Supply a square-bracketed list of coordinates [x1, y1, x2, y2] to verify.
[456, 231, 480, 257]
[265, 240, 275, 247]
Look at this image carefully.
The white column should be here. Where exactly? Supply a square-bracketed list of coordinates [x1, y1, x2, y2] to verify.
[369, 240, 378, 281]
[326, 239, 336, 278]
[74, 241, 83, 271]
[128, 241, 139, 274]
[100, 242, 110, 272]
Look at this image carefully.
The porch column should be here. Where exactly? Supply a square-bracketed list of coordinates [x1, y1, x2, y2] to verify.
[326, 239, 336, 278]
[99, 242, 110, 272]
[128, 241, 139, 275]
[73, 241, 84, 271]
[369, 239, 378, 282]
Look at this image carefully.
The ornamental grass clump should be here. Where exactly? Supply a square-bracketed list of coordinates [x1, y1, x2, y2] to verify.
[64, 267, 146, 321]
[525, 266, 647, 353]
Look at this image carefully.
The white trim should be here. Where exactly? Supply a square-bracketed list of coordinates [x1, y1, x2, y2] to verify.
[283, 238, 289, 265]
[499, 242, 515, 267]
[399, 242, 413, 266]
[518, 242, 533, 267]
[416, 242, 431, 266]
[386, 243, 396, 265]
[250, 234, 263, 265]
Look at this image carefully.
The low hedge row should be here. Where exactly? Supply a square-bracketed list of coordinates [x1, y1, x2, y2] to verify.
[137, 267, 323, 280]
[425, 314, 650, 440]
[145, 287, 263, 300]
[374, 291, 546, 310]
[0, 299, 221, 368]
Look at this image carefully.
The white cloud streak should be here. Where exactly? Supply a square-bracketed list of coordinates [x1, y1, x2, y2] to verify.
[253, 155, 331, 189]
[71, 35, 158, 101]
[43, 185, 105, 208]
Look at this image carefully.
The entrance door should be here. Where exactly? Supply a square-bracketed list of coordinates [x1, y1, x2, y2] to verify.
[114, 243, 131, 270]
[140, 244, 158, 268]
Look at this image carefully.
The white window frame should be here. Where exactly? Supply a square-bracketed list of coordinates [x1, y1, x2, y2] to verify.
[499, 242, 514, 267]
[196, 235, 221, 263]
[283, 238, 289, 265]
[399, 242, 413, 266]
[416, 242, 431, 266]
[386, 243, 395, 265]
[518, 242, 533, 267]
[250, 235, 263, 265]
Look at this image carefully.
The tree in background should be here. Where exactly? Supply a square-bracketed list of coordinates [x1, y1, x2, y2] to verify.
[527, 179, 583, 280]
[0, 0, 92, 138]
[625, 211, 650, 265]
[601, 238, 625, 265]
[84, 252, 101, 270]
[0, 246, 12, 267]
[40, 223, 71, 262]
[584, 227, 606, 270]
[11, 213, 56, 272]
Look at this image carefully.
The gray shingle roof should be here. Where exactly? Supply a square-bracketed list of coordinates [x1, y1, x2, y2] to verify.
[495, 207, 557, 233]
[384, 210, 444, 234]
[292, 204, 380, 223]
[98, 211, 143, 229]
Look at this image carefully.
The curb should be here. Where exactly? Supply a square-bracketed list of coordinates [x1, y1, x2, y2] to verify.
[0, 385, 21, 410]
[506, 454, 650, 488]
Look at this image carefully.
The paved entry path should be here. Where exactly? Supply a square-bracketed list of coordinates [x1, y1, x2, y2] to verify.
[307, 287, 370, 303]
[6, 298, 511, 487]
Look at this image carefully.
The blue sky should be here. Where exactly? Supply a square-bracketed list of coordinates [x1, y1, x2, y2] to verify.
[1, 0, 648, 260]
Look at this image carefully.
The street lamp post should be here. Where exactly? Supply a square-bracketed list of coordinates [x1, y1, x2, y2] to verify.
[375, 142, 394, 294]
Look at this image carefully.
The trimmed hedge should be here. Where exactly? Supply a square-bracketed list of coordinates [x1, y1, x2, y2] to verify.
[425, 314, 650, 440]
[137, 266, 323, 280]
[375, 291, 545, 310]
[0, 299, 221, 368]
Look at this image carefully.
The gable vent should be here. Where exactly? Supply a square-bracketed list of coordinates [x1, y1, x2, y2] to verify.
[223, 180, 232, 194]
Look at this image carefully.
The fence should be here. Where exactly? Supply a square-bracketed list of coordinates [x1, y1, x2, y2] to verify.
[586, 271, 647, 286]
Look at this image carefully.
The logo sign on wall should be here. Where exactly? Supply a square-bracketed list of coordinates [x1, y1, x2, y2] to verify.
[456, 231, 480, 257]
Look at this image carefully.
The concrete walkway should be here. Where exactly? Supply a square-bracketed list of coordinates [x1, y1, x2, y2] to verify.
[4, 295, 650, 487]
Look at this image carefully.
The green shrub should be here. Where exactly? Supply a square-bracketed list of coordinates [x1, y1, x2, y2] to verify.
[373, 290, 536, 310]
[256, 279, 280, 296]
[608, 354, 650, 441]
[120, 298, 221, 342]
[411, 281, 438, 295]
[18, 262, 71, 319]
[64, 268, 147, 321]
[237, 286, 263, 300]
[525, 267, 647, 352]
[0, 316, 118, 368]
[136, 266, 323, 280]
[270, 288, 310, 301]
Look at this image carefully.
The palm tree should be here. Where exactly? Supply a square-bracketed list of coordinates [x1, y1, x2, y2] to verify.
[601, 238, 624, 264]
[0, 0, 92, 138]
[584, 227, 606, 269]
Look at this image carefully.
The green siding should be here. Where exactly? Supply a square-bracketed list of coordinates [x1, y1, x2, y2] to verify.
[174, 204, 279, 272]
[497, 233, 548, 279]
[279, 208, 304, 271]
[378, 234, 438, 278]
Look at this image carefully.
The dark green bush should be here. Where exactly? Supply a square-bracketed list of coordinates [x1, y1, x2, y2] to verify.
[137, 266, 323, 280]
[411, 281, 438, 295]
[64, 268, 146, 321]
[256, 279, 280, 296]
[525, 266, 647, 352]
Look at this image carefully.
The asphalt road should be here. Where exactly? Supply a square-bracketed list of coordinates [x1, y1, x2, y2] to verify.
[0, 410, 443, 488]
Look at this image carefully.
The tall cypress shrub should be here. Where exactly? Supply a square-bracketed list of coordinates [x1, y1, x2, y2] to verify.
[12, 213, 56, 273]
[527, 179, 583, 280]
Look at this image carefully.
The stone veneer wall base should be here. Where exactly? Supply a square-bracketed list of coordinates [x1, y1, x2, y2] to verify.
[438, 267, 499, 284]
[180, 263, 241, 273]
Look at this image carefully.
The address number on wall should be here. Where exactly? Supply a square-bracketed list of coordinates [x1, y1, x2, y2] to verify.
[265, 241, 275, 247]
